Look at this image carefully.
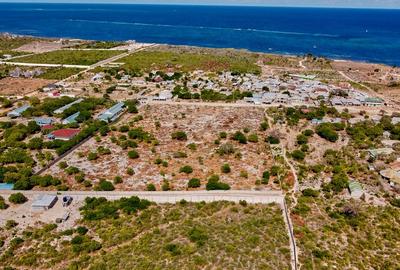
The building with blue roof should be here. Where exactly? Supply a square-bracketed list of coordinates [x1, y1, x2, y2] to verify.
[7, 104, 30, 118]
[34, 117, 54, 126]
[97, 102, 125, 123]
[62, 112, 80, 125]
[53, 98, 84, 114]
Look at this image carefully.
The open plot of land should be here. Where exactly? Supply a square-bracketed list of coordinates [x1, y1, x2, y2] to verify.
[293, 196, 400, 270]
[0, 199, 290, 270]
[9, 50, 124, 66]
[45, 104, 278, 191]
[0, 77, 54, 96]
[120, 46, 261, 74]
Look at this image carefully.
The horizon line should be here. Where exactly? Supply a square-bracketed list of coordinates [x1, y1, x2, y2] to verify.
[0, 1, 399, 10]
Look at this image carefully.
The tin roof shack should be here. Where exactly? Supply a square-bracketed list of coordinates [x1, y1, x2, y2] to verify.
[62, 112, 80, 125]
[348, 181, 364, 199]
[368, 148, 394, 160]
[32, 195, 58, 211]
[53, 98, 84, 114]
[97, 102, 125, 123]
[48, 128, 80, 141]
[7, 104, 30, 118]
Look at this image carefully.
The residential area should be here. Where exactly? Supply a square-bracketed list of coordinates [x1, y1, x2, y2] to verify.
[0, 34, 399, 270]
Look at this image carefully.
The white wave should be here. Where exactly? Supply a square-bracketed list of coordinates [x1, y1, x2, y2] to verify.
[68, 19, 339, 38]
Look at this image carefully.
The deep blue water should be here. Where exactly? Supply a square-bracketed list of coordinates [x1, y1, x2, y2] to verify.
[1, 3, 400, 65]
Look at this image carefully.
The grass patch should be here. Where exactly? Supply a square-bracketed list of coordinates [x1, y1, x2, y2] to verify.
[9, 50, 124, 65]
[120, 50, 261, 74]
[39, 67, 82, 80]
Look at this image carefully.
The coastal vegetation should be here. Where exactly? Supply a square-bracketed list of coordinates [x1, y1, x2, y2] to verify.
[9, 50, 123, 65]
[70, 41, 124, 49]
[294, 197, 400, 270]
[0, 199, 290, 269]
[120, 49, 261, 74]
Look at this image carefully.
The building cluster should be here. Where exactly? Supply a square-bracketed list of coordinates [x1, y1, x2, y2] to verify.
[9, 67, 43, 79]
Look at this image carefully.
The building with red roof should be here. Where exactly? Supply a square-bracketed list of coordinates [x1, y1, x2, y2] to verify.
[47, 129, 80, 141]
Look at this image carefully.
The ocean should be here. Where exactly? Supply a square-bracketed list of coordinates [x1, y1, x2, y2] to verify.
[0, 3, 400, 65]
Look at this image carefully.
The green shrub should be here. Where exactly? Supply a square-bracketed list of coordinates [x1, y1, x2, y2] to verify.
[113, 176, 123, 184]
[217, 143, 235, 156]
[266, 135, 280, 144]
[316, 123, 339, 142]
[179, 165, 193, 174]
[128, 150, 139, 159]
[292, 150, 306, 161]
[188, 178, 201, 188]
[186, 143, 197, 151]
[96, 180, 115, 191]
[146, 183, 156, 191]
[221, 163, 231, 173]
[232, 131, 247, 144]
[87, 152, 98, 161]
[162, 180, 171, 191]
[206, 175, 230, 190]
[188, 227, 208, 246]
[219, 131, 227, 139]
[171, 131, 187, 141]
[9, 193, 28, 204]
[260, 121, 269, 131]
[248, 133, 259, 143]
[65, 166, 80, 175]
[302, 188, 319, 197]
[58, 161, 68, 169]
[0, 195, 9, 209]
[76, 226, 89, 235]
[127, 168, 135, 175]
[5, 219, 18, 229]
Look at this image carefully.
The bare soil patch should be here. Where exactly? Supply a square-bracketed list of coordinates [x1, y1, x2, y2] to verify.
[0, 77, 54, 96]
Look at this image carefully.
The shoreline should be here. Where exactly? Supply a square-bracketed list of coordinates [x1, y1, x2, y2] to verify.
[1, 32, 396, 68]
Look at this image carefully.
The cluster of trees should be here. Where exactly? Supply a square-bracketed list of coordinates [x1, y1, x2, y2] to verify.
[316, 123, 344, 142]
[172, 85, 252, 102]
[346, 120, 384, 148]
[285, 106, 339, 126]
[80, 196, 151, 220]
[2, 166, 63, 190]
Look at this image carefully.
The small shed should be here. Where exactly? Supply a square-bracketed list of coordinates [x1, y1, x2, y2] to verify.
[32, 195, 58, 211]
[348, 181, 364, 199]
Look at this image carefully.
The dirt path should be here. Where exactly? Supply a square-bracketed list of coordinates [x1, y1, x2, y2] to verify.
[264, 110, 298, 270]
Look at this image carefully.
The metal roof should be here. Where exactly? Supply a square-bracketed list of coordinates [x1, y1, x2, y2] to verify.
[62, 112, 80, 124]
[53, 98, 84, 114]
[97, 102, 125, 122]
[8, 104, 30, 116]
[32, 195, 57, 208]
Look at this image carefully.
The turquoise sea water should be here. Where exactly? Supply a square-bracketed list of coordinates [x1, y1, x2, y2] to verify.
[0, 3, 400, 65]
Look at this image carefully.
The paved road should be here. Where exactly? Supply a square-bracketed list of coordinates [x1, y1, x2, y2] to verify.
[145, 99, 396, 113]
[0, 190, 284, 204]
